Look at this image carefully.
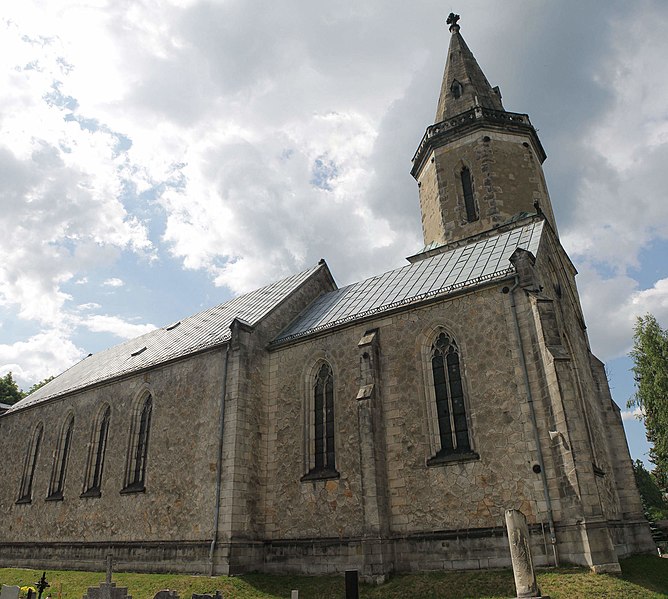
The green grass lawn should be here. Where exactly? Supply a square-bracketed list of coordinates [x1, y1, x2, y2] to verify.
[1, 556, 667, 599]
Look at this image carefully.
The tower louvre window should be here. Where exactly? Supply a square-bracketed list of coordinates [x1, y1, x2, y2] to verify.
[460, 166, 478, 222]
[451, 79, 463, 99]
[47, 415, 74, 501]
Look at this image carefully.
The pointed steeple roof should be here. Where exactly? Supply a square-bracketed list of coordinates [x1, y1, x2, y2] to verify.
[435, 14, 504, 122]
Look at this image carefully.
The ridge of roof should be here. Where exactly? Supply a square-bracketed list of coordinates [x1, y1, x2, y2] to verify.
[6, 263, 328, 414]
[272, 220, 544, 345]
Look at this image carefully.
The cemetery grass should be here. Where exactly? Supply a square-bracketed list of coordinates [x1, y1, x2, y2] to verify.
[1, 556, 667, 599]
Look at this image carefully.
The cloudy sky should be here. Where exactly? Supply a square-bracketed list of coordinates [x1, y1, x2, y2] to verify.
[1, 0, 667, 464]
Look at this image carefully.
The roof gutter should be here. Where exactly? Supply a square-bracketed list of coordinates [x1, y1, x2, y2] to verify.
[508, 276, 559, 567]
[208, 341, 230, 575]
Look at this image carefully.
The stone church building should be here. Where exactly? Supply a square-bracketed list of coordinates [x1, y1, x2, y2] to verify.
[0, 17, 654, 578]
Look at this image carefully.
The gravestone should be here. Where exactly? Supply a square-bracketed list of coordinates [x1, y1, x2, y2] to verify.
[1, 585, 20, 599]
[82, 582, 131, 599]
[153, 592, 179, 599]
[505, 509, 548, 599]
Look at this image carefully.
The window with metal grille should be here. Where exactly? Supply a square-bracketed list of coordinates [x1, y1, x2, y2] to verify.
[17, 423, 43, 504]
[122, 394, 152, 493]
[430, 332, 471, 456]
[47, 415, 74, 501]
[461, 166, 478, 222]
[302, 362, 338, 481]
[81, 405, 110, 498]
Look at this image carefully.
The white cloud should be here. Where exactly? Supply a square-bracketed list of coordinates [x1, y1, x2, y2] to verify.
[80, 315, 156, 339]
[0, 330, 82, 390]
[102, 278, 124, 288]
[621, 407, 643, 422]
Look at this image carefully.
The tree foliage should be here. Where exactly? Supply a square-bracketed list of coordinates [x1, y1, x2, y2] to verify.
[0, 371, 25, 405]
[629, 314, 668, 490]
[633, 459, 668, 520]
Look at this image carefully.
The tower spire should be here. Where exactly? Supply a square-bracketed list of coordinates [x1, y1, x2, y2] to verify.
[435, 14, 504, 122]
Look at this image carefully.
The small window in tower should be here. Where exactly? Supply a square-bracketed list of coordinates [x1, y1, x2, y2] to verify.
[451, 79, 463, 99]
[460, 167, 478, 222]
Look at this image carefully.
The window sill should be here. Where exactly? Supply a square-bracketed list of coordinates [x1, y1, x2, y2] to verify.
[301, 468, 340, 482]
[80, 488, 102, 499]
[120, 483, 146, 495]
[427, 450, 480, 467]
[15, 497, 31, 505]
[45, 492, 63, 502]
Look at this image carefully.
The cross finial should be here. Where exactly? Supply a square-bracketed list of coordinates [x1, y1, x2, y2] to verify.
[446, 12, 460, 32]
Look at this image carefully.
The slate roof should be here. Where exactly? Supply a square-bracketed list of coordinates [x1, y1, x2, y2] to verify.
[6, 264, 326, 413]
[273, 219, 544, 344]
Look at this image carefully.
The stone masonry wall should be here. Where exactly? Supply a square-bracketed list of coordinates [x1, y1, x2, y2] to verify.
[266, 283, 546, 543]
[0, 349, 224, 550]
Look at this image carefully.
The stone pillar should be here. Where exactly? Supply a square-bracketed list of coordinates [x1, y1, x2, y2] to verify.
[505, 509, 543, 599]
[355, 329, 391, 582]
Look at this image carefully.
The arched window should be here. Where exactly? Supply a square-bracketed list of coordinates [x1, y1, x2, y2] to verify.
[122, 393, 152, 493]
[451, 79, 463, 99]
[302, 362, 338, 480]
[82, 405, 111, 498]
[428, 332, 474, 462]
[47, 415, 74, 500]
[460, 166, 478, 222]
[17, 423, 43, 504]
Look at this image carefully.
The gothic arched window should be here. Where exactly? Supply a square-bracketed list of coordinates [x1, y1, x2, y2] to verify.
[47, 415, 74, 501]
[460, 166, 478, 222]
[122, 393, 152, 493]
[451, 79, 463, 99]
[302, 362, 338, 480]
[428, 332, 474, 461]
[17, 423, 43, 504]
[82, 405, 111, 498]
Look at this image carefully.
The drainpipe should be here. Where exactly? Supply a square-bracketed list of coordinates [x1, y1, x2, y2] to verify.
[509, 276, 560, 567]
[209, 342, 230, 576]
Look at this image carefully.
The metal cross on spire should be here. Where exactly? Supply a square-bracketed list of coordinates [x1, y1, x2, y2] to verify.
[446, 12, 460, 32]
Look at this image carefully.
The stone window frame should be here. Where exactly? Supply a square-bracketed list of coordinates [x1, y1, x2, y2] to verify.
[16, 421, 43, 504]
[46, 412, 74, 501]
[81, 403, 111, 498]
[121, 387, 153, 494]
[419, 325, 479, 466]
[301, 355, 340, 482]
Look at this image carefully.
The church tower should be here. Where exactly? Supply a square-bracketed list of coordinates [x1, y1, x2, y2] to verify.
[411, 14, 558, 250]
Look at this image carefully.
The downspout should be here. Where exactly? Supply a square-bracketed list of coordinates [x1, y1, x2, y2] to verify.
[509, 276, 560, 567]
[209, 342, 230, 576]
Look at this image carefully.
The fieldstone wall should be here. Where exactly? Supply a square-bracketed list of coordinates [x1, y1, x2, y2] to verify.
[0, 349, 225, 566]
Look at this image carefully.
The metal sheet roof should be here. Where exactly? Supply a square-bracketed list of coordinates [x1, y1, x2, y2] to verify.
[7, 264, 325, 413]
[273, 219, 544, 344]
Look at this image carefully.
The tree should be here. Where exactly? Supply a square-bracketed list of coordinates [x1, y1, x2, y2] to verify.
[632, 459, 668, 520]
[0, 372, 25, 405]
[629, 314, 668, 490]
[26, 376, 55, 396]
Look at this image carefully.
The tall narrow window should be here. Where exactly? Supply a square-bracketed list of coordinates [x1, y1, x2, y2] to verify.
[82, 405, 111, 498]
[429, 332, 472, 459]
[122, 394, 152, 493]
[461, 167, 478, 222]
[451, 79, 463, 99]
[47, 415, 74, 501]
[17, 423, 43, 504]
[302, 362, 338, 480]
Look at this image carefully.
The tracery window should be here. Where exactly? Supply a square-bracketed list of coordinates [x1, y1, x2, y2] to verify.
[427, 332, 475, 463]
[82, 405, 111, 498]
[17, 423, 43, 504]
[461, 166, 478, 222]
[47, 415, 74, 500]
[122, 393, 152, 493]
[302, 362, 338, 480]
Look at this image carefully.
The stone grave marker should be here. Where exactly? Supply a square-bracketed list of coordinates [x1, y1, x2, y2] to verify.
[1, 585, 20, 599]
